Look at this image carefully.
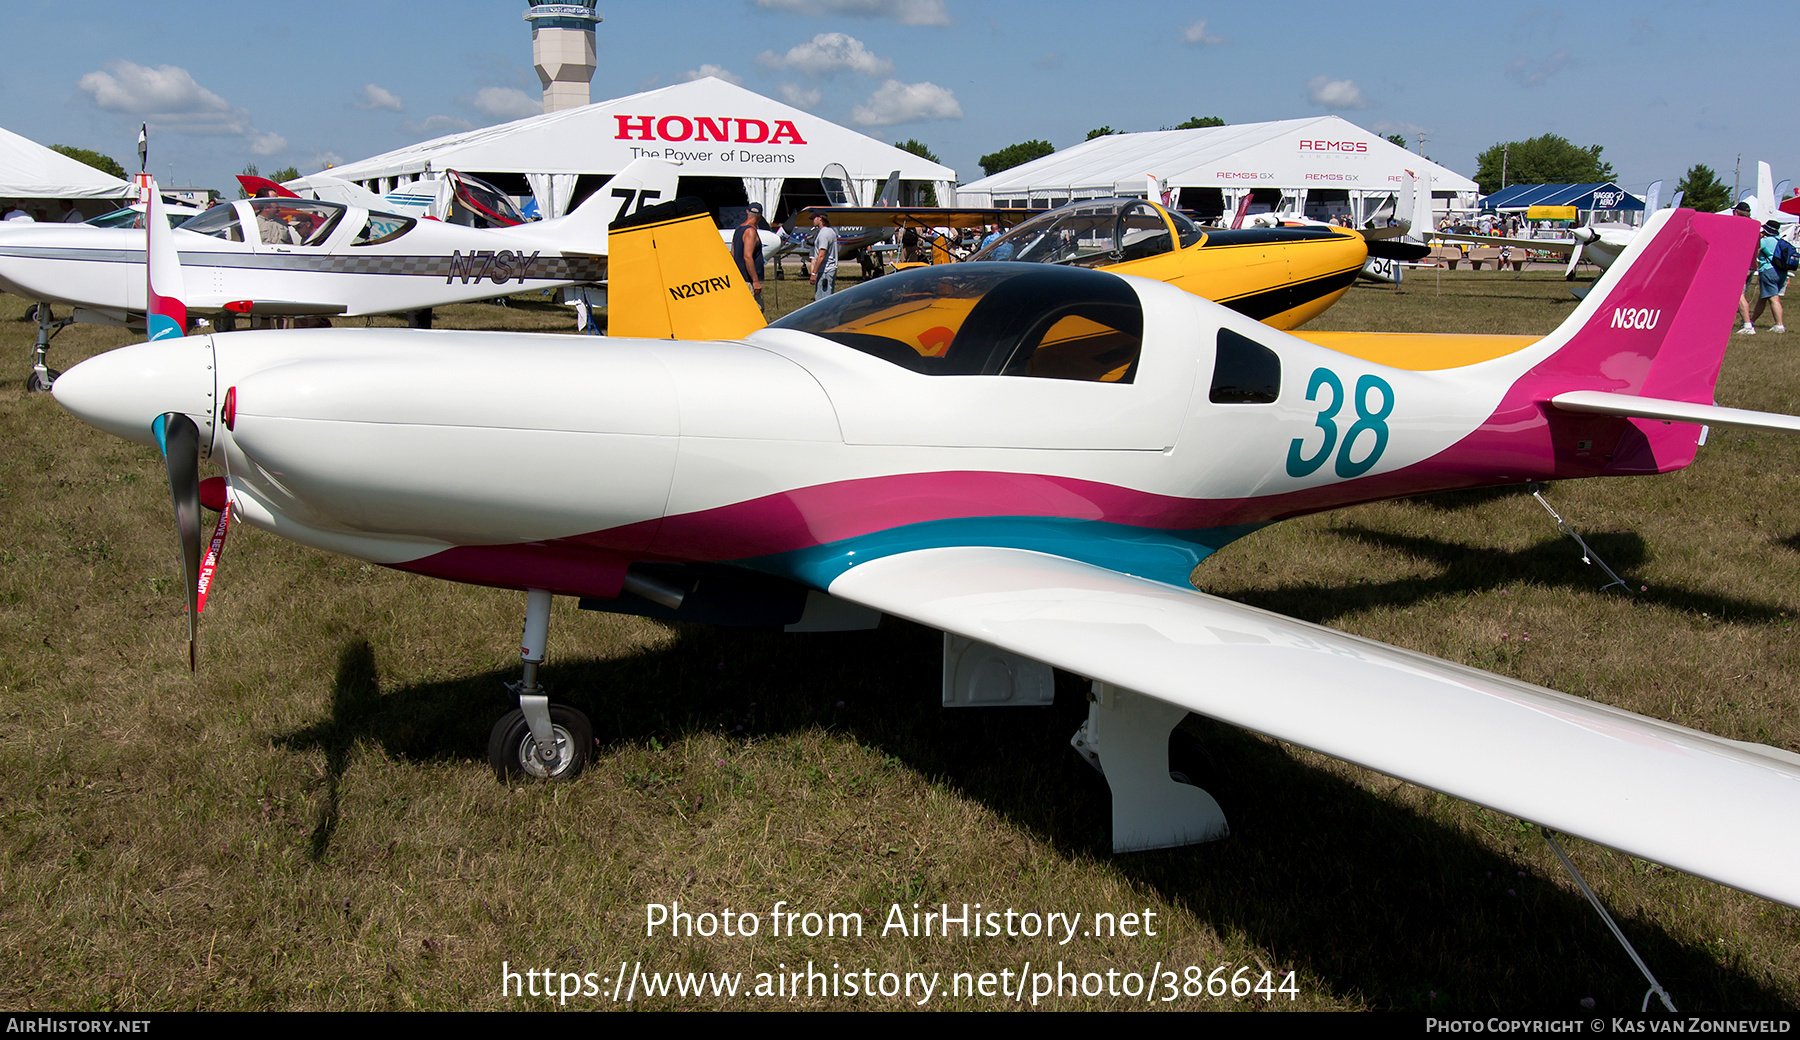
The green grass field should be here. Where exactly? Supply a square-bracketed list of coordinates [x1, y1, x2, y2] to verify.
[1, 269, 1796, 1012]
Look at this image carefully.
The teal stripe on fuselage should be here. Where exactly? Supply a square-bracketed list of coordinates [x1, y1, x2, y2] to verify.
[737, 516, 1266, 591]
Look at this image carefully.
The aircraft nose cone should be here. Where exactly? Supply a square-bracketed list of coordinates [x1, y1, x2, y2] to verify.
[53, 335, 216, 448]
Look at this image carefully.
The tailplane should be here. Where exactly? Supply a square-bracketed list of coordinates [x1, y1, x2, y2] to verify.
[607, 197, 767, 340]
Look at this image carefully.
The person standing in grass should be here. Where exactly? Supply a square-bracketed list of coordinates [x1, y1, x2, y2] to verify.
[1747, 219, 1793, 334]
[1735, 201, 1762, 333]
[809, 213, 838, 300]
[734, 203, 766, 311]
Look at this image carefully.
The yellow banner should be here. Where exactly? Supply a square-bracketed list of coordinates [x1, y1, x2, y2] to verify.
[1526, 205, 1579, 220]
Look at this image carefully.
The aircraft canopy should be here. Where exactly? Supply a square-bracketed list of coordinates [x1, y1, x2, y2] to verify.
[771, 263, 1142, 381]
[969, 197, 1204, 265]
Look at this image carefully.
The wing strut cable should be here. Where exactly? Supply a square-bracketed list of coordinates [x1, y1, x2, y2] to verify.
[1539, 826, 1676, 1013]
[1527, 482, 1631, 593]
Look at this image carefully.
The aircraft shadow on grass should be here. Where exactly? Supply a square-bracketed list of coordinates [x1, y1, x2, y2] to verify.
[1262, 525, 1794, 626]
[278, 614, 1795, 1013]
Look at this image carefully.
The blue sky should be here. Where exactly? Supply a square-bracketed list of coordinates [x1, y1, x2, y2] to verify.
[5, 0, 1788, 199]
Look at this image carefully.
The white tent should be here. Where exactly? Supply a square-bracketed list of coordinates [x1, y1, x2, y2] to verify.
[323, 78, 958, 219]
[0, 125, 133, 200]
[957, 116, 1476, 223]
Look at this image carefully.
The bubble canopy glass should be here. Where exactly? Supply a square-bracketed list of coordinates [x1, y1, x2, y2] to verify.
[770, 263, 1144, 383]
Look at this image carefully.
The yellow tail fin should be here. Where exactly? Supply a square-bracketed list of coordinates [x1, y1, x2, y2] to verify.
[607, 198, 768, 340]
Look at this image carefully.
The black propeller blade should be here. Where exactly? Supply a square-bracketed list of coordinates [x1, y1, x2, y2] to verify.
[153, 411, 201, 671]
[1365, 240, 1432, 263]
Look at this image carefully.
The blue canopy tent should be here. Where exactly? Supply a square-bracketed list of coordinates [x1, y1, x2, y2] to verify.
[1480, 182, 1644, 222]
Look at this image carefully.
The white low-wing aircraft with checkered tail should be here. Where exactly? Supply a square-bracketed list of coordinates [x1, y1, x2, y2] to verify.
[49, 184, 1800, 1000]
[0, 159, 679, 334]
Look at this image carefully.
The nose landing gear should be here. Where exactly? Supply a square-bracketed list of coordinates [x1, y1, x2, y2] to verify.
[26, 303, 71, 393]
[489, 588, 592, 781]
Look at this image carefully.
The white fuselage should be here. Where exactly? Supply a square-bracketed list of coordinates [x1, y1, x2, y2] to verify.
[51, 271, 1571, 594]
[0, 198, 605, 319]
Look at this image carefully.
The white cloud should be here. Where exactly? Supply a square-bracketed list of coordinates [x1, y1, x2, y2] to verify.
[778, 83, 823, 110]
[851, 80, 961, 126]
[1506, 49, 1573, 87]
[1180, 19, 1225, 45]
[76, 59, 290, 156]
[312, 150, 343, 169]
[685, 64, 744, 86]
[354, 83, 404, 112]
[758, 33, 893, 77]
[76, 60, 249, 135]
[1373, 120, 1428, 139]
[466, 86, 542, 121]
[753, 0, 950, 26]
[246, 131, 288, 156]
[405, 114, 475, 137]
[1306, 75, 1371, 110]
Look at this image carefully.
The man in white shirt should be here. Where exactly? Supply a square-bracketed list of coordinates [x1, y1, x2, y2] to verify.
[58, 201, 85, 223]
[809, 213, 838, 300]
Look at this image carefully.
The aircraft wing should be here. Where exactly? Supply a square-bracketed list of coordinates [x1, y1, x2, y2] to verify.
[1435, 231, 1575, 254]
[826, 545, 1800, 908]
[793, 206, 1046, 229]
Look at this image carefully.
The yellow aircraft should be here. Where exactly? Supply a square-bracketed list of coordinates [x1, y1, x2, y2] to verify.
[797, 197, 1401, 331]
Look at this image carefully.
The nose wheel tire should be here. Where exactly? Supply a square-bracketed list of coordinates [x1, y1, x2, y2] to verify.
[489, 705, 592, 781]
[25, 367, 59, 393]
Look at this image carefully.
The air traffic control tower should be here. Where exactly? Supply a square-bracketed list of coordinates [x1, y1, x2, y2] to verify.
[525, 1, 601, 113]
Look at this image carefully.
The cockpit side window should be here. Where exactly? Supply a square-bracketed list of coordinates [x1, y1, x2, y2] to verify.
[87, 207, 149, 229]
[1210, 328, 1281, 403]
[1169, 208, 1206, 249]
[1115, 201, 1172, 262]
[180, 203, 245, 242]
[248, 198, 344, 246]
[997, 305, 1141, 382]
[351, 213, 416, 246]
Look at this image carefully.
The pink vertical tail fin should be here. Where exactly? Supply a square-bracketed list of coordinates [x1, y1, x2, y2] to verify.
[1487, 208, 1763, 478]
[1531, 208, 1757, 405]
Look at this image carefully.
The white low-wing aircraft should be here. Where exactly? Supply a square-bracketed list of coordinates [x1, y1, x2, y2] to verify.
[49, 189, 1800, 958]
[0, 158, 680, 331]
[1435, 223, 1639, 280]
